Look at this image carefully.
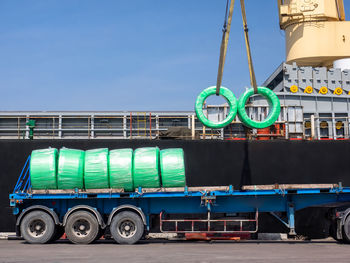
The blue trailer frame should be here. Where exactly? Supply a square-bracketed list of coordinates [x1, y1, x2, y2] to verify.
[9, 156, 350, 243]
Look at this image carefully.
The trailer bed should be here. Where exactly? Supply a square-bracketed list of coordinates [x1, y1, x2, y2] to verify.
[9, 157, 350, 244]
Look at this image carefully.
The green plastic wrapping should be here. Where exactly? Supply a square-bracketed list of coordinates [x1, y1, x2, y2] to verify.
[237, 87, 281, 129]
[57, 148, 85, 189]
[109, 148, 134, 191]
[195, 86, 238, 129]
[30, 148, 58, 190]
[160, 148, 186, 187]
[133, 147, 160, 188]
[84, 148, 109, 189]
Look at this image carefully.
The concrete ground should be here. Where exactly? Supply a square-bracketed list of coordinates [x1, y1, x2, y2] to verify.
[0, 239, 350, 263]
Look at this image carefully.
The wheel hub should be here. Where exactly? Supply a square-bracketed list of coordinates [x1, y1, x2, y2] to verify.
[118, 220, 136, 238]
[28, 219, 46, 237]
[73, 219, 91, 237]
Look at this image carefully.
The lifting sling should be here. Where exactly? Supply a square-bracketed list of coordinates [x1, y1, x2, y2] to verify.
[216, 0, 257, 95]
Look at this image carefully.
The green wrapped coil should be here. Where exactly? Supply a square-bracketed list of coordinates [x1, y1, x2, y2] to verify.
[109, 148, 134, 191]
[160, 148, 186, 187]
[195, 86, 238, 129]
[133, 147, 160, 188]
[84, 148, 109, 189]
[57, 148, 85, 189]
[237, 87, 281, 129]
[30, 148, 58, 190]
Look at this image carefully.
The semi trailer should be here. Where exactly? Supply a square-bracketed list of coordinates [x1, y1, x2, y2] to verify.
[9, 155, 350, 244]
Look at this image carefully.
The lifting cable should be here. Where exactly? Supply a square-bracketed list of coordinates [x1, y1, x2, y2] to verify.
[198, 0, 281, 129]
[216, 0, 235, 95]
[216, 0, 257, 95]
[240, 0, 257, 93]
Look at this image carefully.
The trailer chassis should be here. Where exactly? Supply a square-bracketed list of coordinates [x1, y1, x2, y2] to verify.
[9, 157, 350, 244]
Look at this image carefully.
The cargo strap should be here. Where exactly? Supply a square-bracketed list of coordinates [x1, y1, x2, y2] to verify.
[216, 0, 257, 95]
[216, 0, 235, 96]
[240, 0, 257, 93]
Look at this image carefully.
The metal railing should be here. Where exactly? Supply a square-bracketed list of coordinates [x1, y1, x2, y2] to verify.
[160, 211, 258, 233]
[1, 108, 349, 140]
[304, 115, 350, 140]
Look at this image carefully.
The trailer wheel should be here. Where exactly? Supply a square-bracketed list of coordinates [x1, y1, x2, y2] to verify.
[20, 210, 55, 244]
[110, 211, 144, 244]
[342, 215, 350, 244]
[65, 211, 99, 244]
[329, 223, 342, 242]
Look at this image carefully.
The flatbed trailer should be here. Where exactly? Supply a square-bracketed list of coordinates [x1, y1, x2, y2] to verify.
[9, 157, 350, 244]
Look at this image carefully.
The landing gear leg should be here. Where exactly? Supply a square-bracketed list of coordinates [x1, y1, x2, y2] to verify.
[287, 203, 296, 236]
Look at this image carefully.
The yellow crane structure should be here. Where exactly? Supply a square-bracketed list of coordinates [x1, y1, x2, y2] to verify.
[216, 0, 349, 95]
[279, 0, 350, 67]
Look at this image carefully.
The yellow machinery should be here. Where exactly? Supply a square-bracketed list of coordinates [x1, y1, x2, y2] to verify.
[278, 0, 350, 67]
[216, 0, 349, 94]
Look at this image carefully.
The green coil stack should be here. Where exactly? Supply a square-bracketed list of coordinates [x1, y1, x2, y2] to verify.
[84, 148, 109, 189]
[29, 146, 186, 190]
[159, 148, 186, 187]
[133, 147, 161, 188]
[57, 148, 85, 189]
[109, 148, 134, 191]
[30, 148, 58, 190]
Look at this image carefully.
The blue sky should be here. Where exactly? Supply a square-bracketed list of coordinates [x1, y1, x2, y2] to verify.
[0, 1, 348, 111]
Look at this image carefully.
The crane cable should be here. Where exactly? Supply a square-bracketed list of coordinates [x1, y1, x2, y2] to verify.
[216, 0, 235, 95]
[240, 0, 257, 93]
[216, 0, 257, 95]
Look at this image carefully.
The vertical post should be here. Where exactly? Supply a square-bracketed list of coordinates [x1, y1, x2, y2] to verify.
[202, 125, 206, 139]
[149, 112, 152, 139]
[347, 114, 350, 139]
[123, 115, 127, 138]
[91, 115, 95, 139]
[191, 115, 195, 140]
[87, 116, 90, 139]
[156, 115, 159, 138]
[52, 117, 55, 138]
[332, 113, 337, 140]
[310, 114, 315, 140]
[283, 106, 288, 139]
[17, 117, 20, 140]
[58, 115, 62, 139]
[344, 112, 350, 139]
[316, 114, 321, 140]
[25, 115, 29, 139]
[130, 112, 132, 139]
[207, 211, 211, 232]
[287, 203, 296, 236]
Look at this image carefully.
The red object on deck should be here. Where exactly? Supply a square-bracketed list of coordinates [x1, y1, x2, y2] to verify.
[257, 128, 271, 140]
[185, 233, 250, 241]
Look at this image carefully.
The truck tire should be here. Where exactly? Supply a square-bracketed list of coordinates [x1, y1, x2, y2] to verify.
[342, 214, 350, 244]
[20, 210, 55, 244]
[110, 211, 144, 244]
[329, 223, 342, 242]
[65, 211, 99, 244]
